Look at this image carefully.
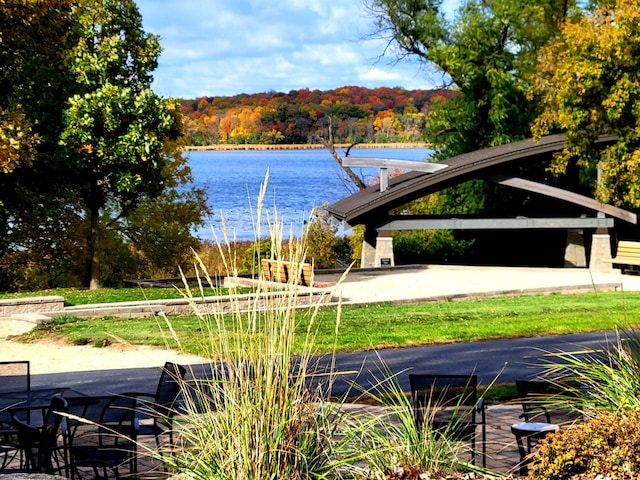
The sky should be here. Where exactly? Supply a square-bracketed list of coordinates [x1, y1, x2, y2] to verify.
[135, 0, 447, 100]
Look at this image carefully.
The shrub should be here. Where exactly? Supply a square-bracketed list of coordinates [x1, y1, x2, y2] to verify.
[528, 409, 640, 480]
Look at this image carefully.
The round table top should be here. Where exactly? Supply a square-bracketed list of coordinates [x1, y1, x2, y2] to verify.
[511, 421, 559, 433]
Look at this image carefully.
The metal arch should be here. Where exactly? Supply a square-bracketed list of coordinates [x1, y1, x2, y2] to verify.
[326, 134, 632, 225]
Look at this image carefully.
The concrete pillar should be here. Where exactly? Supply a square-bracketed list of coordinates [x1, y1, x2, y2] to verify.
[589, 231, 614, 272]
[374, 231, 395, 267]
[360, 226, 377, 268]
[564, 229, 587, 267]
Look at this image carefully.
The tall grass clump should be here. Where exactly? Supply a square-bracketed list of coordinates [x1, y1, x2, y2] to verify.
[141, 174, 507, 480]
[152, 175, 360, 480]
[539, 328, 640, 416]
[528, 330, 640, 480]
[349, 359, 499, 480]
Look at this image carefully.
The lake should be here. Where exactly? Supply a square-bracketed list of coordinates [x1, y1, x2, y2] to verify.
[187, 147, 431, 241]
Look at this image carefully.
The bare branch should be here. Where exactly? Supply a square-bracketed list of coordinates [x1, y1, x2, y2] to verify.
[315, 120, 367, 191]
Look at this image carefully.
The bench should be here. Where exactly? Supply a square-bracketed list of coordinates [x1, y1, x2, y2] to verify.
[608, 240, 640, 268]
[260, 259, 314, 287]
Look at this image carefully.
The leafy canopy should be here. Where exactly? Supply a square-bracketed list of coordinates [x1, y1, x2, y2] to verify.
[0, 0, 209, 290]
[365, 0, 577, 158]
[530, 0, 640, 208]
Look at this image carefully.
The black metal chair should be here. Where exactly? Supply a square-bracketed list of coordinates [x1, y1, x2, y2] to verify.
[64, 395, 138, 479]
[10, 395, 68, 474]
[0, 361, 31, 398]
[409, 373, 486, 467]
[512, 379, 562, 475]
[129, 361, 186, 448]
[515, 379, 563, 423]
[0, 360, 31, 470]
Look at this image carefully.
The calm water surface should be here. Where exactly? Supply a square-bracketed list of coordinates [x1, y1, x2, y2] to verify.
[187, 147, 431, 240]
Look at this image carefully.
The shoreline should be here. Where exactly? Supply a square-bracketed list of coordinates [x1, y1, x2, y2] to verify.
[185, 142, 429, 151]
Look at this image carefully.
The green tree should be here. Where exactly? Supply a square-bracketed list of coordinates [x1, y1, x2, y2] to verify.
[0, 0, 77, 288]
[111, 150, 210, 283]
[529, 0, 640, 209]
[363, 0, 584, 264]
[365, 0, 577, 157]
[59, 0, 179, 289]
[0, 0, 73, 175]
[0, 0, 208, 291]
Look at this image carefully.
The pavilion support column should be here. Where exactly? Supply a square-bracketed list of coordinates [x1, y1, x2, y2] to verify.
[360, 226, 377, 268]
[360, 227, 395, 268]
[564, 229, 587, 267]
[374, 230, 395, 267]
[589, 227, 614, 272]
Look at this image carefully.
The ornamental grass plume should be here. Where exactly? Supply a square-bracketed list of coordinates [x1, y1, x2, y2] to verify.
[142, 173, 506, 480]
[150, 174, 362, 480]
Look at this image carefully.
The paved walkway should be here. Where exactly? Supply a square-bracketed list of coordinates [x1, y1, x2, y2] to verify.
[317, 264, 640, 305]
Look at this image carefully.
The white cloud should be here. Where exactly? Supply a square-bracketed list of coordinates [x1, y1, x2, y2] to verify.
[136, 0, 439, 98]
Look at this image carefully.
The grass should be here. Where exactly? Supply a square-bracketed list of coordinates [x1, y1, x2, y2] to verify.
[150, 178, 365, 480]
[14, 290, 640, 354]
[0, 286, 249, 306]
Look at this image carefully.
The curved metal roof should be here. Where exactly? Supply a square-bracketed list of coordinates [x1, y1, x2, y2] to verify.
[327, 134, 632, 226]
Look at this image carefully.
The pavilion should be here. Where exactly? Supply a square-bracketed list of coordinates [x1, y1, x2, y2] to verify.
[327, 134, 637, 270]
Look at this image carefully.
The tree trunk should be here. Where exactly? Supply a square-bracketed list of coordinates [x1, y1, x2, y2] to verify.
[86, 203, 100, 290]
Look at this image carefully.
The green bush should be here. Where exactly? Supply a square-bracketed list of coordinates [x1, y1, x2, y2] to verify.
[528, 409, 640, 480]
[392, 230, 473, 265]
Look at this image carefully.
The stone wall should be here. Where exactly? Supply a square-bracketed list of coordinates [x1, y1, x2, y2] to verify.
[0, 296, 64, 320]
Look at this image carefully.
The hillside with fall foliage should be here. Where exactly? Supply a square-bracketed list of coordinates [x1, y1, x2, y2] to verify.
[181, 85, 455, 146]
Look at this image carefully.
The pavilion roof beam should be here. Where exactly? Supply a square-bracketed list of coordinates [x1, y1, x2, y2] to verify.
[377, 216, 614, 231]
[342, 157, 447, 192]
[486, 174, 637, 224]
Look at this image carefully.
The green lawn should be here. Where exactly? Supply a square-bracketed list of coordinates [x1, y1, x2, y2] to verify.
[0, 286, 247, 306]
[13, 290, 640, 357]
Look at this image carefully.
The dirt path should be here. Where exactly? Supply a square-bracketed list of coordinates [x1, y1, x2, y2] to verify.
[0, 337, 208, 375]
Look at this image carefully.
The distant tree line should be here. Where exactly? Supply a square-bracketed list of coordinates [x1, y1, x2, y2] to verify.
[181, 86, 457, 145]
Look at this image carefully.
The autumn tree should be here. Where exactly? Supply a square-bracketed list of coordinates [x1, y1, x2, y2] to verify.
[0, 0, 209, 290]
[529, 0, 640, 209]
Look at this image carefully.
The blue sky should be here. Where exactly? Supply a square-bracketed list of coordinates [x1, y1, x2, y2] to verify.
[135, 0, 447, 99]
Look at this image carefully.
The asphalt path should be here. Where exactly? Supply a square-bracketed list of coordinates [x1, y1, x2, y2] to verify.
[31, 330, 619, 398]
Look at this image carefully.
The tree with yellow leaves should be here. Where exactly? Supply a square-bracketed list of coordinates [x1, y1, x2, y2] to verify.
[529, 0, 640, 208]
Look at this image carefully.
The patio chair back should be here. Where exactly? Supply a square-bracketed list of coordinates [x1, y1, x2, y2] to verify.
[0, 361, 31, 427]
[0, 361, 30, 397]
[409, 373, 486, 467]
[11, 394, 68, 473]
[154, 362, 187, 417]
[515, 379, 563, 423]
[65, 395, 137, 479]
[133, 361, 186, 450]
